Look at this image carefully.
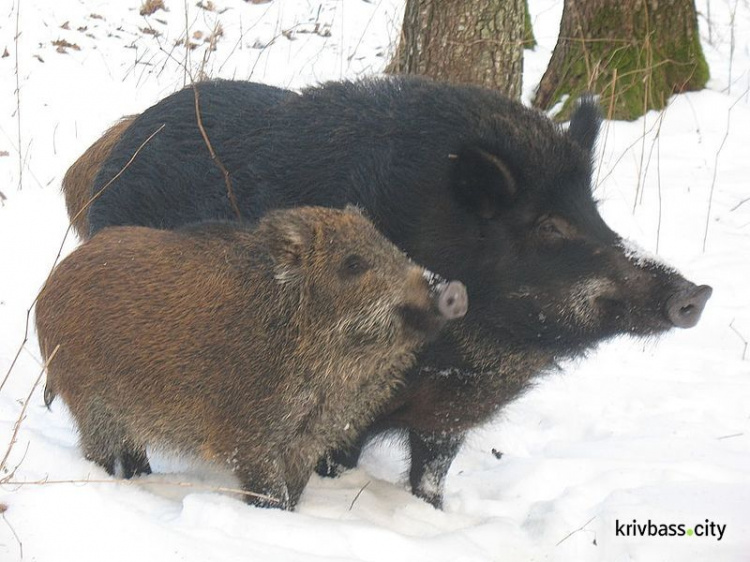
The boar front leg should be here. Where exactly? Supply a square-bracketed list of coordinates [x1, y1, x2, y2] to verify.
[408, 430, 465, 509]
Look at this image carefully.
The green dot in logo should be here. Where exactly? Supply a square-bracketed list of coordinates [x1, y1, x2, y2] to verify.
[687, 529, 694, 536]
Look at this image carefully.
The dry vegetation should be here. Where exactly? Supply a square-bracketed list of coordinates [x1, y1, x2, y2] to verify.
[140, 0, 167, 17]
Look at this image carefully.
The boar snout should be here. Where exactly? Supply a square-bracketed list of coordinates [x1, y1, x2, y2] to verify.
[665, 282, 713, 329]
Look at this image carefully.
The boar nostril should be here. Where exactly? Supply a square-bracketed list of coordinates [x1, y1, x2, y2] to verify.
[437, 281, 468, 320]
[666, 284, 712, 329]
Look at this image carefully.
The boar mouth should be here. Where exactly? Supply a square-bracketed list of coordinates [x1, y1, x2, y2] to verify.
[592, 296, 666, 336]
[398, 304, 448, 343]
[594, 286, 712, 336]
[573, 275, 713, 337]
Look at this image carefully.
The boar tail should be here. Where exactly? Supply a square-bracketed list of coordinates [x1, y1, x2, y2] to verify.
[43, 384, 56, 409]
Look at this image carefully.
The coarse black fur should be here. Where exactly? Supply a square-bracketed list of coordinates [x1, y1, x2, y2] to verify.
[89, 80, 298, 230]
[81, 76, 711, 508]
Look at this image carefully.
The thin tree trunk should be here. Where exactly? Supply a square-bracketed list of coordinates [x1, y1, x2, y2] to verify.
[388, 0, 526, 100]
[534, 0, 709, 120]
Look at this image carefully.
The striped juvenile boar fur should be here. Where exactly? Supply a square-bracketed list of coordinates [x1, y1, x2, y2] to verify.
[35, 206, 467, 509]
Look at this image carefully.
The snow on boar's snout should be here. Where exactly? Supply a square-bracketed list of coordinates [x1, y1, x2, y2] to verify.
[510, 229, 713, 348]
[35, 206, 466, 510]
[606, 240, 712, 332]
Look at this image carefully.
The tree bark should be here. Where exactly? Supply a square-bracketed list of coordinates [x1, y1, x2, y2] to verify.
[534, 0, 709, 120]
[388, 0, 526, 100]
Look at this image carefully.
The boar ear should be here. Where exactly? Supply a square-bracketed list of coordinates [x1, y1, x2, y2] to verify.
[268, 212, 314, 283]
[568, 95, 601, 153]
[449, 147, 517, 219]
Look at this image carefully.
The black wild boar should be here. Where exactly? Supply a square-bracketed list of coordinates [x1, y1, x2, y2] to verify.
[67, 76, 712, 508]
[35, 206, 468, 509]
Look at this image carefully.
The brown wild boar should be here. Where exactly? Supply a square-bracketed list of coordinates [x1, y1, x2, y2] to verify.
[35, 206, 468, 509]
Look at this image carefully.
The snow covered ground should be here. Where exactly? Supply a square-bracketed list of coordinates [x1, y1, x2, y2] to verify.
[1, 0, 748, 560]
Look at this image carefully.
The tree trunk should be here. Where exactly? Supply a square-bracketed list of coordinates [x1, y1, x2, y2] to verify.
[387, 0, 526, 100]
[534, 0, 709, 120]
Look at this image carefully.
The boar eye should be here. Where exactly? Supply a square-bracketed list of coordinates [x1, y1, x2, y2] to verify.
[537, 216, 568, 240]
[341, 254, 370, 277]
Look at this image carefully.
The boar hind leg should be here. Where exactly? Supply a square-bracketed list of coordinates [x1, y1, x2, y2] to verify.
[75, 401, 143, 477]
[408, 430, 465, 509]
[121, 447, 151, 478]
[78, 421, 123, 476]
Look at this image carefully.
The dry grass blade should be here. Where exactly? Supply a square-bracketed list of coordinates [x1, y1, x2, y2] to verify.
[3, 477, 280, 505]
[348, 480, 371, 511]
[702, 91, 747, 252]
[15, 0, 22, 191]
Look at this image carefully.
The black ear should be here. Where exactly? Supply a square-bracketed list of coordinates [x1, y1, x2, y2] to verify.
[568, 95, 602, 152]
[267, 211, 314, 283]
[449, 147, 517, 220]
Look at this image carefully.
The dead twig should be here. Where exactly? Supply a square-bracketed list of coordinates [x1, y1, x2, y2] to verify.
[729, 197, 750, 213]
[652, 107, 666, 253]
[2, 511, 23, 560]
[727, 0, 739, 95]
[716, 432, 743, 440]
[595, 111, 663, 188]
[348, 480, 371, 511]
[556, 515, 596, 547]
[703, 91, 747, 252]
[192, 84, 241, 219]
[729, 319, 748, 360]
[14, 0, 22, 191]
[183, 0, 190, 87]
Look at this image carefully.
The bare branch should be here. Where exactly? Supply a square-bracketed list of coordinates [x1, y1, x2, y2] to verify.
[192, 84, 241, 220]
